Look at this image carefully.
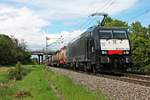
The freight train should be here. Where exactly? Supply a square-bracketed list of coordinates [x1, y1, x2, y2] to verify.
[49, 14, 131, 72]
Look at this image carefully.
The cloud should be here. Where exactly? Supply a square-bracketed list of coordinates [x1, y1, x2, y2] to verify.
[47, 30, 83, 51]
[0, 0, 138, 50]
[12, 0, 138, 20]
[0, 4, 49, 50]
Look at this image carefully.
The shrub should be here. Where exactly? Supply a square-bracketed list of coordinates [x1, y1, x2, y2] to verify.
[144, 65, 150, 72]
[8, 62, 24, 80]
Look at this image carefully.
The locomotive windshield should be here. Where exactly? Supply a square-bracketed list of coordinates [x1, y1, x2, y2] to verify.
[99, 30, 127, 39]
[113, 30, 127, 39]
[99, 30, 112, 39]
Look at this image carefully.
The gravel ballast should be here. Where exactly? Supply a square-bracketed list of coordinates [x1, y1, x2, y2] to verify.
[49, 67, 150, 100]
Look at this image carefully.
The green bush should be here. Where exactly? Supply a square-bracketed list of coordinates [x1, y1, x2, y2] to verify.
[144, 65, 150, 72]
[0, 35, 31, 65]
[8, 69, 16, 80]
[8, 62, 24, 80]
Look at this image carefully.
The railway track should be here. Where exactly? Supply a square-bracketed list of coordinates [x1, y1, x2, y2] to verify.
[50, 66, 150, 87]
[122, 73, 150, 81]
[96, 73, 150, 87]
[49, 66, 150, 100]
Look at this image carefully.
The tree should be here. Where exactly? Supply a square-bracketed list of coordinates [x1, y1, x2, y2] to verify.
[130, 21, 147, 36]
[129, 22, 150, 72]
[0, 34, 31, 65]
[147, 25, 150, 38]
[0, 35, 17, 65]
[104, 17, 128, 28]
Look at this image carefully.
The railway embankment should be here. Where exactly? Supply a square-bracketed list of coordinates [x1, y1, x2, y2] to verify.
[49, 67, 150, 100]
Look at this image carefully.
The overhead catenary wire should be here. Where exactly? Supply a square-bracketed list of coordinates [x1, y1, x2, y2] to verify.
[48, 0, 115, 50]
[91, 0, 114, 25]
[82, 0, 114, 29]
[101, 0, 114, 12]
[78, 0, 114, 30]
[70, 1, 113, 41]
[46, 35, 64, 51]
[69, 1, 114, 45]
[127, 8, 150, 22]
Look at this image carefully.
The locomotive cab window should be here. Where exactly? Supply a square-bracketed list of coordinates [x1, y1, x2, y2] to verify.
[113, 30, 127, 39]
[99, 30, 112, 39]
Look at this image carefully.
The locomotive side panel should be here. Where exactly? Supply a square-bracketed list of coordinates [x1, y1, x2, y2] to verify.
[67, 35, 88, 63]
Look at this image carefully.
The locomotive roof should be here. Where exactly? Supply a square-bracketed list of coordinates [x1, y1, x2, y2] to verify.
[86, 26, 128, 32]
[68, 26, 128, 46]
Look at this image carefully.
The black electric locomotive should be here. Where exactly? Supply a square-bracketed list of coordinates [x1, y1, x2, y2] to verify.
[66, 13, 131, 72]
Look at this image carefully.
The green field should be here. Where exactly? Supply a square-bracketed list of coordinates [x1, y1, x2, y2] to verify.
[0, 65, 107, 100]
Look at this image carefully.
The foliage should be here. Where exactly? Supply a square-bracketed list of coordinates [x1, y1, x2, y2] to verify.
[0, 34, 31, 65]
[31, 58, 38, 65]
[9, 62, 25, 80]
[104, 17, 128, 28]
[130, 22, 150, 72]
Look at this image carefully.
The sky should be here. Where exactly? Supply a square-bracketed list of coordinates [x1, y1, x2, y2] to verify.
[0, 0, 150, 51]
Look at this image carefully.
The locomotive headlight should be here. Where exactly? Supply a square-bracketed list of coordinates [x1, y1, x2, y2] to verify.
[102, 51, 107, 54]
[124, 51, 129, 54]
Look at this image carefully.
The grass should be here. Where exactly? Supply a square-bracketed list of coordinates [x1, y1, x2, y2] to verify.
[0, 65, 107, 100]
[0, 65, 57, 100]
[0, 68, 16, 100]
[0, 67, 12, 83]
[45, 69, 107, 100]
[0, 73, 9, 83]
[16, 66, 57, 100]
[0, 84, 16, 100]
